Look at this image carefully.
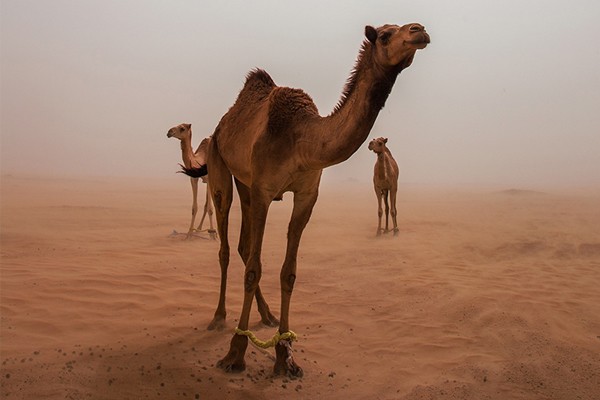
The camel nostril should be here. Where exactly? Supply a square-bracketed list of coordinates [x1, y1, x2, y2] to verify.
[409, 24, 423, 32]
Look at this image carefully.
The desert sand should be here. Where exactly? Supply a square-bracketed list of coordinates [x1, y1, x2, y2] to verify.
[1, 174, 599, 399]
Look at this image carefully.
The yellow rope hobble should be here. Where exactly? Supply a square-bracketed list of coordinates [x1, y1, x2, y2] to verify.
[234, 327, 297, 349]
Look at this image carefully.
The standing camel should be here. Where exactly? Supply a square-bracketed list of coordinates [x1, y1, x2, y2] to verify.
[167, 123, 216, 239]
[368, 137, 400, 236]
[182, 23, 429, 376]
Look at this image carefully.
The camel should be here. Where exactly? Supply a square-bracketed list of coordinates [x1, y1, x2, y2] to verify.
[182, 23, 429, 376]
[167, 123, 217, 240]
[368, 137, 400, 236]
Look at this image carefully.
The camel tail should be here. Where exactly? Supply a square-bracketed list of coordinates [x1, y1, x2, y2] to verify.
[177, 163, 208, 178]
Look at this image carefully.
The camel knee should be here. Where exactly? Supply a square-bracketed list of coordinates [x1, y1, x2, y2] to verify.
[378, 209, 383, 218]
[280, 272, 296, 294]
[244, 269, 261, 292]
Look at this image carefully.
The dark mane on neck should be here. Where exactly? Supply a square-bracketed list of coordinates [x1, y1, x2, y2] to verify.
[331, 40, 372, 115]
[330, 41, 404, 115]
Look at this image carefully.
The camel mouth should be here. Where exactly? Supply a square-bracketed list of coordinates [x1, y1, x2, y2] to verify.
[406, 32, 430, 48]
[167, 132, 174, 138]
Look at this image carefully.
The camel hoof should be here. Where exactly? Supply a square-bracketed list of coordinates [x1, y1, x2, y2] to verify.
[216, 356, 246, 373]
[275, 362, 303, 378]
[261, 313, 280, 328]
[393, 228, 399, 236]
[207, 315, 226, 331]
[217, 334, 248, 373]
[274, 340, 303, 378]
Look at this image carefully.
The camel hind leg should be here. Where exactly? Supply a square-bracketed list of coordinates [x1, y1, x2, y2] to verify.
[196, 181, 218, 240]
[196, 183, 208, 232]
[217, 187, 273, 373]
[207, 140, 233, 331]
[187, 177, 199, 238]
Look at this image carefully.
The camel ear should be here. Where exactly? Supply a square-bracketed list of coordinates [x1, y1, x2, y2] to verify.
[365, 25, 377, 44]
[185, 123, 191, 130]
[384, 137, 388, 143]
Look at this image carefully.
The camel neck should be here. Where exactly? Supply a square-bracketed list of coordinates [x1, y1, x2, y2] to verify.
[376, 151, 389, 179]
[307, 43, 401, 170]
[179, 136, 195, 169]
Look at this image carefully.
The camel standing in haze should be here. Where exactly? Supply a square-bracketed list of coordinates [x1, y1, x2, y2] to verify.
[182, 23, 430, 376]
[368, 137, 400, 236]
[167, 124, 216, 239]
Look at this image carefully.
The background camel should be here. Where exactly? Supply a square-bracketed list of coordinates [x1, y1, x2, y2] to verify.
[182, 23, 429, 376]
[167, 124, 216, 240]
[368, 137, 400, 236]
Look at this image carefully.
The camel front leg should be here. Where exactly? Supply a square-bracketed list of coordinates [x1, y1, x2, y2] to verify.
[217, 190, 271, 372]
[376, 188, 384, 236]
[390, 187, 399, 236]
[383, 189, 390, 233]
[187, 177, 199, 238]
[205, 181, 217, 240]
[274, 189, 318, 377]
[235, 178, 278, 327]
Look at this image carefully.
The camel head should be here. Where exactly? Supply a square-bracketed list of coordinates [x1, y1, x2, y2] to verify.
[368, 137, 388, 154]
[167, 123, 192, 140]
[365, 23, 430, 70]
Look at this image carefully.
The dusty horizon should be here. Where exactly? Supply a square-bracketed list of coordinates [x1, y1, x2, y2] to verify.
[2, 174, 599, 398]
[1, 0, 599, 188]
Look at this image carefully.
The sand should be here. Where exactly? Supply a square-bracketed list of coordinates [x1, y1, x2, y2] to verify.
[1, 174, 599, 399]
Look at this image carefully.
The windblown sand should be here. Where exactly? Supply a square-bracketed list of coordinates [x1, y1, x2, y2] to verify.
[1, 175, 599, 399]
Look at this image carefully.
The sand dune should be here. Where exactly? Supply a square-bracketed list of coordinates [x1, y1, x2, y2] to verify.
[1, 175, 599, 399]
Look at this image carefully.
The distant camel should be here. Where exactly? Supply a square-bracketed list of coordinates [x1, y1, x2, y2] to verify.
[167, 123, 216, 240]
[368, 137, 399, 236]
[181, 23, 429, 376]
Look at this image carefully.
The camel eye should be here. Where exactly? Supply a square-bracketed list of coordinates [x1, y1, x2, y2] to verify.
[179, 127, 184, 132]
[379, 32, 391, 45]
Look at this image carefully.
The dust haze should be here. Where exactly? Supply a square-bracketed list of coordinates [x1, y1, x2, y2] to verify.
[3, 2, 600, 398]
[1, 0, 599, 188]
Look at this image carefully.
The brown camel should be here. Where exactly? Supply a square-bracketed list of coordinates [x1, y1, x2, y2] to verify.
[183, 23, 429, 376]
[167, 123, 216, 239]
[368, 137, 400, 236]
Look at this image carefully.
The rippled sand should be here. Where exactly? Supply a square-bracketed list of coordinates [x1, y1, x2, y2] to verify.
[1, 175, 599, 399]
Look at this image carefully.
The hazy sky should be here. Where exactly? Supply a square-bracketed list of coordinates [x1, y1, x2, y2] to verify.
[1, 0, 599, 187]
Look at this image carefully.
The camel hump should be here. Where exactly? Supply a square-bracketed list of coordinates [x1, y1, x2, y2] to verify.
[267, 87, 319, 134]
[244, 68, 276, 91]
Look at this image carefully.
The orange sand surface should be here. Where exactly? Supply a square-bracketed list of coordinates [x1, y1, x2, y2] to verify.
[1, 175, 599, 399]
